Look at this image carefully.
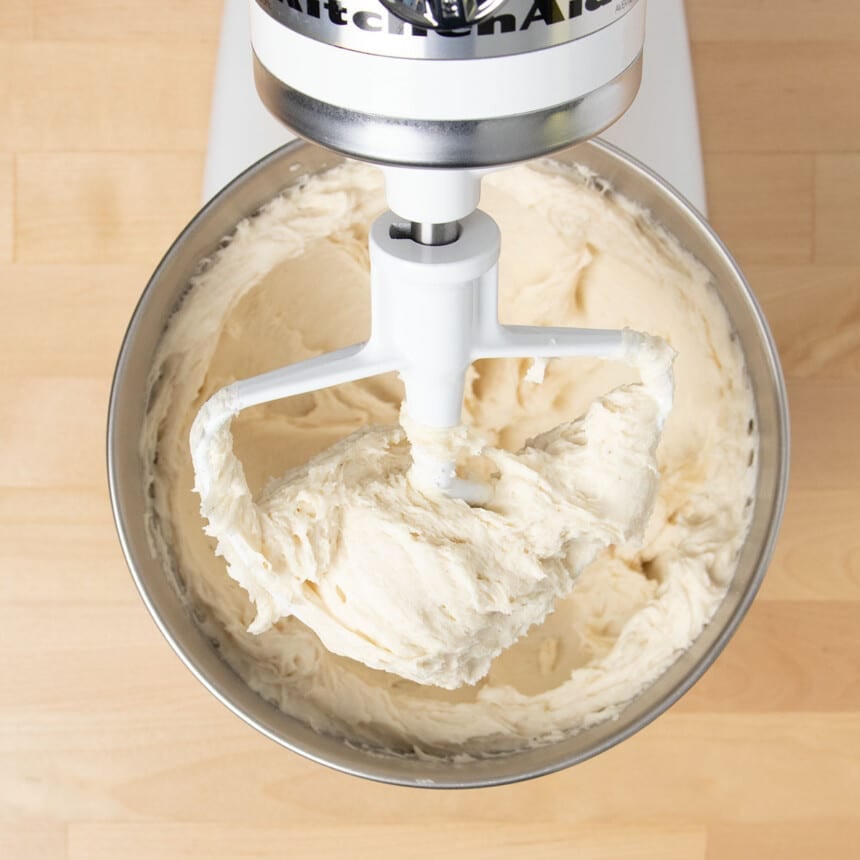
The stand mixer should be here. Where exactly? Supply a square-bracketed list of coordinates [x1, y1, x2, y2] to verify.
[108, 0, 790, 780]
[200, 0, 659, 499]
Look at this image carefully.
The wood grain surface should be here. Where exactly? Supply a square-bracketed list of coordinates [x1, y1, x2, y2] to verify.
[2, 2, 859, 858]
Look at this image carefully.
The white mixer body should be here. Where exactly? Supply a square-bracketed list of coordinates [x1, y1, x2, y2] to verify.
[250, 0, 647, 167]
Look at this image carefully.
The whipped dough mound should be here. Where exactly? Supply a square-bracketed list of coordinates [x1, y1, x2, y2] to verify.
[143, 160, 758, 755]
[189, 333, 673, 689]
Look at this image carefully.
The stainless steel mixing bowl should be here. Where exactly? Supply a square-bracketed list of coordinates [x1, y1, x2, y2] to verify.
[108, 139, 789, 788]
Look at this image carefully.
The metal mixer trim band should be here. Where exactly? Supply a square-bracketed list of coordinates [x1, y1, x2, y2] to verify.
[254, 0, 641, 60]
[253, 50, 642, 167]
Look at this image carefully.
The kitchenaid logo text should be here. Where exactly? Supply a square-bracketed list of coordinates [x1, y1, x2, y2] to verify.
[267, 0, 618, 36]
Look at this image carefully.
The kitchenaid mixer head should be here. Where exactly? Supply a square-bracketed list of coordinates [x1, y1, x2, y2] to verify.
[251, 0, 646, 168]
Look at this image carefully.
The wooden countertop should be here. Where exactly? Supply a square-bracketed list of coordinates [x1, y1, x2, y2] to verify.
[2, 2, 858, 858]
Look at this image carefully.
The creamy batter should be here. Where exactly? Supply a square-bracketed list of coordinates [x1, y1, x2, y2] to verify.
[143, 160, 758, 755]
[189, 332, 674, 689]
